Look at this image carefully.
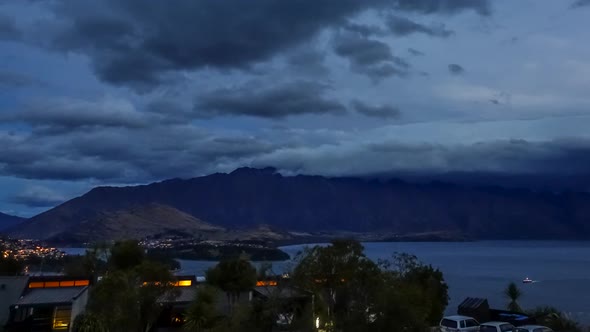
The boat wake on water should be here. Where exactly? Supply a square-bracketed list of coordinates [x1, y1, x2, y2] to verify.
[523, 277, 541, 284]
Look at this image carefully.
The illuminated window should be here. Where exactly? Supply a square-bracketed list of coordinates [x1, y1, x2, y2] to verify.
[74, 280, 89, 286]
[256, 281, 277, 287]
[175, 280, 192, 287]
[45, 281, 60, 288]
[59, 281, 75, 287]
[53, 307, 71, 330]
[28, 282, 44, 288]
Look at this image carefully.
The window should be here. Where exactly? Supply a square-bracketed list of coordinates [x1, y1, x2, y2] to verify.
[53, 307, 72, 330]
[460, 320, 466, 328]
[441, 319, 458, 328]
[500, 324, 515, 332]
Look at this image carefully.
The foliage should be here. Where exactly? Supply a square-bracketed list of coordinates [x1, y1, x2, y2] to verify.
[504, 282, 523, 312]
[184, 286, 223, 332]
[291, 239, 448, 332]
[206, 258, 257, 309]
[83, 240, 178, 332]
[0, 255, 22, 276]
[528, 306, 581, 332]
[384, 253, 449, 326]
[72, 312, 108, 332]
[109, 240, 145, 270]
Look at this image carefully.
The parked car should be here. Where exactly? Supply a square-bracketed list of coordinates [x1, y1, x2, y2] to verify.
[479, 321, 515, 332]
[439, 315, 480, 332]
[513, 325, 554, 332]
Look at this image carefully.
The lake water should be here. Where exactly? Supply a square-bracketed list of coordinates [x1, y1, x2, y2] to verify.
[171, 241, 590, 324]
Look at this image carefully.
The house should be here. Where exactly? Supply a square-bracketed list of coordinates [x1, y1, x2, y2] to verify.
[251, 279, 315, 331]
[154, 276, 198, 331]
[0, 276, 29, 329]
[4, 276, 91, 332]
[458, 297, 536, 326]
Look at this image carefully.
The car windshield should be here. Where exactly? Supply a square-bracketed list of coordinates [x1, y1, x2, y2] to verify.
[500, 324, 515, 332]
[481, 325, 499, 332]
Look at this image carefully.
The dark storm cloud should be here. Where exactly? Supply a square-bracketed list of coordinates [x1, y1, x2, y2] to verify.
[343, 22, 386, 37]
[195, 81, 347, 119]
[571, 0, 590, 8]
[9, 186, 66, 208]
[39, 0, 393, 87]
[407, 48, 425, 56]
[256, 137, 590, 177]
[351, 100, 401, 118]
[286, 49, 330, 76]
[0, 124, 277, 182]
[448, 64, 465, 75]
[333, 33, 410, 81]
[392, 0, 491, 16]
[18, 0, 491, 88]
[333, 34, 395, 66]
[0, 98, 148, 130]
[0, 14, 21, 40]
[386, 15, 453, 37]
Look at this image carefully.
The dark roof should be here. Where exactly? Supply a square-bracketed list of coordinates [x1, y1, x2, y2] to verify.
[15, 286, 87, 306]
[459, 297, 489, 309]
[253, 286, 309, 300]
[0, 277, 30, 325]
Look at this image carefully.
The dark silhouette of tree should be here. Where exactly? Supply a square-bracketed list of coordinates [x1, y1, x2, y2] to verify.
[504, 282, 523, 312]
[528, 306, 581, 332]
[109, 240, 145, 270]
[0, 256, 22, 276]
[183, 286, 223, 332]
[72, 312, 108, 332]
[82, 241, 177, 332]
[292, 240, 449, 332]
[206, 257, 257, 311]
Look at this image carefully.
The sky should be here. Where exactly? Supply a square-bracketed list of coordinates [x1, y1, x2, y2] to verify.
[1, 0, 590, 217]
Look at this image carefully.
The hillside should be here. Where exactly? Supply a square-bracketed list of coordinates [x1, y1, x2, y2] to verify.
[0, 212, 25, 232]
[10, 167, 590, 240]
[11, 203, 224, 243]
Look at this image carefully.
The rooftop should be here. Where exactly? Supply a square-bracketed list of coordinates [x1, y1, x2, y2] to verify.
[15, 286, 87, 306]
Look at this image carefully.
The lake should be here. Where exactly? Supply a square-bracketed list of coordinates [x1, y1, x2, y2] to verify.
[172, 241, 590, 324]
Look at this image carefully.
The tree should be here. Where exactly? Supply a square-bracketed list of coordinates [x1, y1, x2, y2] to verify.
[528, 306, 581, 332]
[184, 286, 222, 332]
[72, 312, 108, 332]
[109, 240, 145, 270]
[206, 258, 257, 311]
[0, 256, 22, 276]
[383, 253, 449, 326]
[292, 240, 449, 332]
[82, 241, 178, 332]
[504, 282, 523, 312]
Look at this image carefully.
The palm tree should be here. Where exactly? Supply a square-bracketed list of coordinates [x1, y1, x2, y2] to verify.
[504, 282, 523, 312]
[184, 286, 221, 332]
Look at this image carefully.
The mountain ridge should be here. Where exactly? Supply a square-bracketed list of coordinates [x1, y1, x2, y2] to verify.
[10, 167, 590, 241]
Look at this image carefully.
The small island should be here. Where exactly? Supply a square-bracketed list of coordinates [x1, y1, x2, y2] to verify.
[141, 235, 290, 261]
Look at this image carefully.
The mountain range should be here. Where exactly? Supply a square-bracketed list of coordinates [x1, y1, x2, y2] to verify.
[7, 167, 590, 242]
[0, 212, 24, 232]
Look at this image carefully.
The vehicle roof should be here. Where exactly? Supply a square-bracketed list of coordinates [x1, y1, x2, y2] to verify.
[481, 321, 514, 326]
[442, 315, 476, 321]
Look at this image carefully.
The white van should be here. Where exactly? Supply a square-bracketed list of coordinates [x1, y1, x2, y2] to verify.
[439, 315, 480, 332]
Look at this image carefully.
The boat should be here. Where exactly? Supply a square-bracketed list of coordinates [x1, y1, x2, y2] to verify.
[522, 277, 533, 283]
